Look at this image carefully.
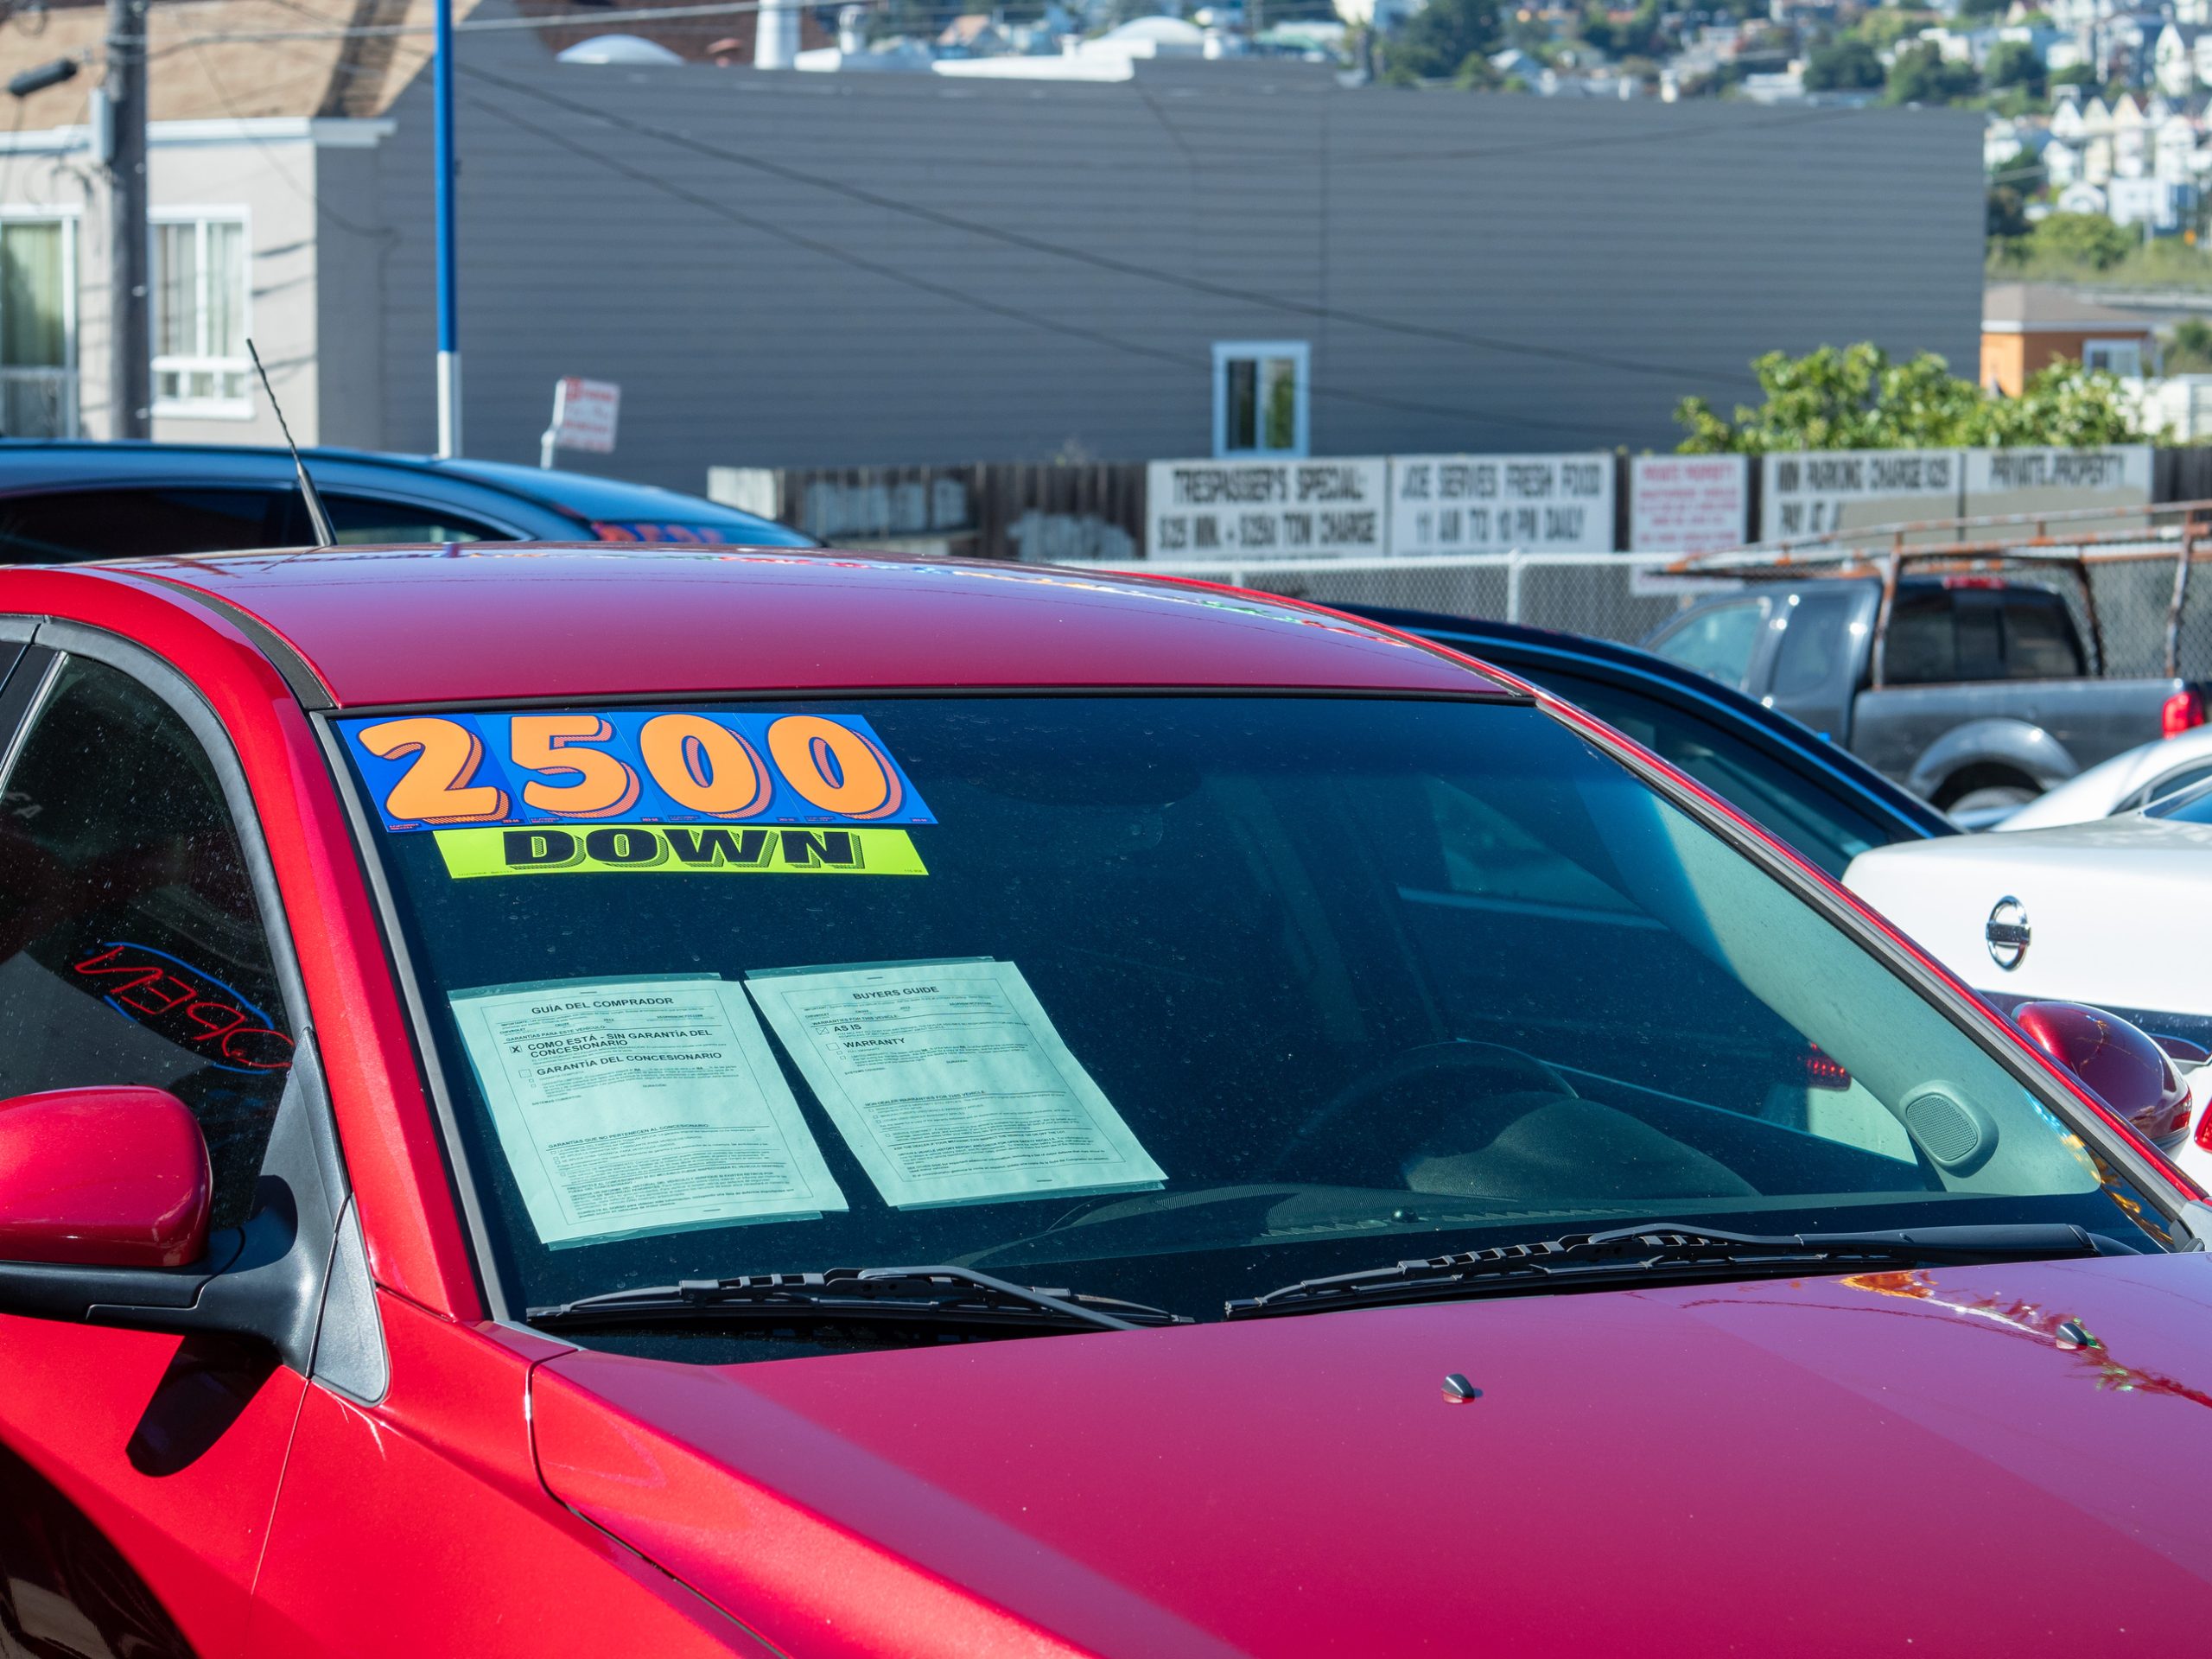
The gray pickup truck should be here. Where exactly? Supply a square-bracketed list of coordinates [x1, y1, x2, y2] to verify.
[1643, 577, 2209, 816]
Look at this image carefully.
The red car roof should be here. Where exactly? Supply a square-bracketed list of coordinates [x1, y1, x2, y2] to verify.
[84, 545, 1510, 708]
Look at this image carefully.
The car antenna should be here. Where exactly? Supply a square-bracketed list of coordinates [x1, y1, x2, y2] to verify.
[245, 338, 336, 548]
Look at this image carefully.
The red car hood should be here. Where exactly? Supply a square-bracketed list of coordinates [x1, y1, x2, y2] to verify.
[532, 1253, 2212, 1657]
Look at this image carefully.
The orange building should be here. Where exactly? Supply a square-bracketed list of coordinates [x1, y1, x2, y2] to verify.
[1980, 283, 2160, 393]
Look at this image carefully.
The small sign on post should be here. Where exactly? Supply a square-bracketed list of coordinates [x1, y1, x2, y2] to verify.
[539, 377, 620, 468]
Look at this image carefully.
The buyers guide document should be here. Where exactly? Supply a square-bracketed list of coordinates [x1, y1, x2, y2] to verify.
[449, 975, 847, 1248]
[747, 959, 1165, 1209]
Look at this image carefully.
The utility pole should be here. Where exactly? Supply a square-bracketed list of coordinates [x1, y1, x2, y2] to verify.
[105, 0, 149, 440]
[435, 0, 461, 455]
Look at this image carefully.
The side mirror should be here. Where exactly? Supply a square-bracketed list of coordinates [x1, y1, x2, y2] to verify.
[0, 1087, 211, 1268]
[2012, 1002, 2194, 1153]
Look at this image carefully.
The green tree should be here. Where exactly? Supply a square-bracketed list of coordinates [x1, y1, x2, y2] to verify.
[1674, 343, 2149, 453]
[1853, 9, 1936, 49]
[1389, 0, 1502, 79]
[1804, 37, 1884, 90]
[1986, 185, 2030, 238]
[1580, 0, 1663, 58]
[1886, 41, 1980, 104]
[1958, 0, 2005, 16]
[1983, 38, 2045, 95]
[2029, 210, 2137, 270]
[2171, 317, 2212, 372]
[2049, 61, 2095, 88]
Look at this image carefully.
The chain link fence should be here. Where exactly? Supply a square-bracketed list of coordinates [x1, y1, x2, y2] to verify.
[1077, 512, 2212, 677]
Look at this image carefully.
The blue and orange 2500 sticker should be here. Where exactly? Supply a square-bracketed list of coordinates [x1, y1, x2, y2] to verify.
[340, 710, 934, 834]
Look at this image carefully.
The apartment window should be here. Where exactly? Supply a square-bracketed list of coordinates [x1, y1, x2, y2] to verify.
[153, 217, 250, 416]
[0, 216, 75, 437]
[1212, 340, 1308, 459]
[2082, 338, 2145, 378]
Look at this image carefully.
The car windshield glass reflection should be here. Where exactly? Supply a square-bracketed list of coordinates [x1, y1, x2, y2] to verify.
[346, 697, 2158, 1357]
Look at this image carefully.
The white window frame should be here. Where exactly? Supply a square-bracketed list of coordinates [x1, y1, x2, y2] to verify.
[0, 207, 79, 438]
[150, 207, 252, 420]
[1211, 340, 1310, 460]
[2082, 337, 2146, 377]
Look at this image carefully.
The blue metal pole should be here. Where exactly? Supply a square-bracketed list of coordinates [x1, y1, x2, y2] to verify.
[434, 0, 461, 455]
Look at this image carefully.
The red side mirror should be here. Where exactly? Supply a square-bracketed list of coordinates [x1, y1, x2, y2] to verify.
[2012, 1002, 2194, 1153]
[0, 1088, 212, 1268]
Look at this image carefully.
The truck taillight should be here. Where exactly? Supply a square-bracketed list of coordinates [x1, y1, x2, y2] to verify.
[2196, 1096, 2212, 1154]
[2162, 689, 2204, 739]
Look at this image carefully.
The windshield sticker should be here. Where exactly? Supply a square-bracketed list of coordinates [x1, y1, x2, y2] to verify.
[71, 941, 295, 1074]
[435, 823, 926, 879]
[341, 710, 934, 834]
[449, 975, 848, 1249]
[745, 959, 1165, 1211]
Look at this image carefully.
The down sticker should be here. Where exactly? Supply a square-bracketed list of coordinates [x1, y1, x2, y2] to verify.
[342, 709, 935, 834]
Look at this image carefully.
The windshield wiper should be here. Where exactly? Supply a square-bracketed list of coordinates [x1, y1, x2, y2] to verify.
[1224, 1223, 2129, 1320]
[527, 1263, 1189, 1334]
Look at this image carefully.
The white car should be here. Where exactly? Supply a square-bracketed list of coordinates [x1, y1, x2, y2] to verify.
[1997, 726, 2212, 830]
[1845, 791, 2212, 1188]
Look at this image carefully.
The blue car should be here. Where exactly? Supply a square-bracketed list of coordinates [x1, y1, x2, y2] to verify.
[0, 441, 815, 559]
[1345, 606, 1955, 877]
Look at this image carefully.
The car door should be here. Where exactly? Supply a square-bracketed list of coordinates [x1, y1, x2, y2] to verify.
[0, 634, 316, 1656]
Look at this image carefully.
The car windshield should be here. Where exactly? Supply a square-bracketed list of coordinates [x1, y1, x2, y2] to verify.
[342, 696, 2154, 1359]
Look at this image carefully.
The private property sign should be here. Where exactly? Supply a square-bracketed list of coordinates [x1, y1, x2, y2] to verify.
[1629, 455, 1749, 553]
[542, 378, 621, 462]
[1147, 459, 1386, 558]
[1389, 454, 1613, 556]
[1962, 446, 2151, 517]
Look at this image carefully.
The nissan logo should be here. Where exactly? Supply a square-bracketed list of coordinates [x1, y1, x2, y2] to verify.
[1986, 896, 2031, 971]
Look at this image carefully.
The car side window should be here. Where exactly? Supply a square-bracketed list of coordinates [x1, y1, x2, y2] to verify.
[2120, 760, 2212, 815]
[0, 656, 294, 1227]
[2002, 594, 2084, 679]
[1883, 590, 1956, 684]
[1649, 600, 1768, 690]
[0, 487, 292, 561]
[1768, 593, 1856, 702]
[308, 493, 502, 546]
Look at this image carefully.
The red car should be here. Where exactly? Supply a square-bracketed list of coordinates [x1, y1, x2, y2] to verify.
[0, 543, 2208, 1658]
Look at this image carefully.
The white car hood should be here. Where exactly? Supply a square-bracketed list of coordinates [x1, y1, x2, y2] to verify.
[1844, 816, 2212, 1016]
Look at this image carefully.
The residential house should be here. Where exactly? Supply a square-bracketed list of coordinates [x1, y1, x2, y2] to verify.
[1982, 283, 2161, 392]
[2050, 84, 2088, 141]
[2156, 22, 2202, 97]
[2156, 111, 2201, 181]
[2101, 13, 2162, 84]
[2044, 135, 2085, 186]
[2108, 175, 2196, 229]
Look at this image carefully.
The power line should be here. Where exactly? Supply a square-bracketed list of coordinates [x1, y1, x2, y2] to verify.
[461, 86, 1623, 437]
[461, 60, 1722, 383]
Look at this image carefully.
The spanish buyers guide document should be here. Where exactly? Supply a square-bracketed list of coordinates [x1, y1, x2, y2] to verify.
[746, 959, 1166, 1209]
[449, 975, 847, 1248]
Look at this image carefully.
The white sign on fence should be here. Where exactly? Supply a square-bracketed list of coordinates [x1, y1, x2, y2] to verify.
[1147, 458, 1386, 558]
[1759, 449, 1962, 543]
[541, 377, 621, 466]
[1962, 445, 2152, 517]
[1630, 454, 1748, 553]
[1389, 454, 1613, 556]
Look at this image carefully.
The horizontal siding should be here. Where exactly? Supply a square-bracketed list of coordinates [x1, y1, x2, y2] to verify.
[372, 48, 1981, 487]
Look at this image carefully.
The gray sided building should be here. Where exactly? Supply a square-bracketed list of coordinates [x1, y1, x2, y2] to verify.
[0, 3, 1982, 490]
